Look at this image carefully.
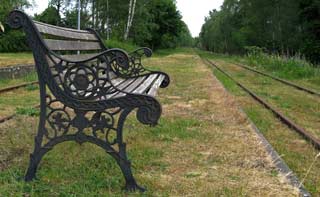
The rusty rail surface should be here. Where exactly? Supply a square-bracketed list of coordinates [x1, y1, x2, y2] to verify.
[0, 114, 15, 123]
[233, 62, 320, 97]
[205, 59, 320, 150]
[0, 104, 40, 124]
[0, 81, 38, 94]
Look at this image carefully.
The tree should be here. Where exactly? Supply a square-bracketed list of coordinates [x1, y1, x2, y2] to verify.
[0, 0, 31, 52]
[147, 0, 184, 49]
[34, 6, 61, 25]
[124, 0, 137, 40]
[0, 22, 4, 33]
[199, 0, 320, 64]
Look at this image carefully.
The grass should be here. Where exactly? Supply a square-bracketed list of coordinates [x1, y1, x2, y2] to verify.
[0, 87, 39, 118]
[202, 52, 320, 195]
[0, 50, 299, 196]
[0, 53, 33, 67]
[199, 50, 320, 92]
[214, 59, 320, 138]
[0, 72, 38, 89]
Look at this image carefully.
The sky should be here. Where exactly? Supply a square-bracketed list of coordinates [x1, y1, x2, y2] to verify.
[27, 0, 224, 37]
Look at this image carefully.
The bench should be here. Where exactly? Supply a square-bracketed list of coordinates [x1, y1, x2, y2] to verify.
[7, 10, 170, 192]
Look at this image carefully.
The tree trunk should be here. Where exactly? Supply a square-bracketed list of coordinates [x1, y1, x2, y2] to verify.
[124, 0, 137, 40]
[124, 0, 133, 40]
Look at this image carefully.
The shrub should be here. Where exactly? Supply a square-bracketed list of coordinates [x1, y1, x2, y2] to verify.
[0, 30, 29, 52]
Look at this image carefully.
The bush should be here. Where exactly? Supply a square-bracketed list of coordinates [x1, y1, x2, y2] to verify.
[104, 39, 139, 52]
[245, 46, 319, 80]
[0, 30, 29, 52]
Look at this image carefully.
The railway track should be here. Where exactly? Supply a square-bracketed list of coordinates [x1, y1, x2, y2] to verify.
[0, 104, 40, 124]
[204, 58, 320, 150]
[0, 81, 38, 94]
[0, 81, 39, 124]
[232, 62, 320, 96]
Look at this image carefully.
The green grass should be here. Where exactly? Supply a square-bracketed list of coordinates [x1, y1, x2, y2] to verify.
[0, 87, 39, 117]
[198, 49, 320, 91]
[154, 48, 195, 57]
[16, 107, 39, 116]
[0, 72, 38, 88]
[246, 53, 319, 80]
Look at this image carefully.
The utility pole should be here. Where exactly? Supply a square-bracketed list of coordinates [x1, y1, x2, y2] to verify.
[77, 0, 81, 54]
[77, 0, 81, 30]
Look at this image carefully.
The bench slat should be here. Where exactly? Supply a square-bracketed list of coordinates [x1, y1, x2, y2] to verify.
[34, 21, 98, 41]
[132, 74, 158, 94]
[112, 76, 147, 98]
[44, 39, 101, 51]
[148, 75, 165, 96]
[61, 53, 100, 61]
[107, 78, 137, 99]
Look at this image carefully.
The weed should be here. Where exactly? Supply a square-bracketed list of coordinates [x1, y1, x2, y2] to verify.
[25, 84, 38, 91]
[16, 107, 39, 116]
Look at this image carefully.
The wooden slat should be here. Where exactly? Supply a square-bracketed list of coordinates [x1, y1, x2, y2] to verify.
[112, 76, 147, 98]
[132, 74, 158, 94]
[61, 53, 100, 61]
[44, 39, 101, 51]
[34, 21, 98, 41]
[107, 78, 137, 99]
[109, 77, 125, 86]
[147, 75, 165, 96]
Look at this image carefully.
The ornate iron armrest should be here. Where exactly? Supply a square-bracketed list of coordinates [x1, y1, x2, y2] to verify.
[128, 47, 170, 88]
[127, 47, 155, 76]
[47, 48, 132, 96]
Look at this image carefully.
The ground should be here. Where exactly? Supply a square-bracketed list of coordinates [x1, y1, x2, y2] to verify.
[202, 55, 320, 195]
[0, 50, 301, 196]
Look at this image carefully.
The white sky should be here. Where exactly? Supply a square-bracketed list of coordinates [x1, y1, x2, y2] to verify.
[26, 0, 224, 37]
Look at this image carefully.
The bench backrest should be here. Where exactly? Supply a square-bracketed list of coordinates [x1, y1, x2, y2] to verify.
[7, 10, 115, 107]
[33, 21, 105, 59]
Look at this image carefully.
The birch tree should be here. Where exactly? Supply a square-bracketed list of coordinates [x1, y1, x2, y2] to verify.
[124, 0, 137, 40]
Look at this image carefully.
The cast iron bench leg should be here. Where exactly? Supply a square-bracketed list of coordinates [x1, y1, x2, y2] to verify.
[117, 109, 146, 192]
[24, 94, 145, 192]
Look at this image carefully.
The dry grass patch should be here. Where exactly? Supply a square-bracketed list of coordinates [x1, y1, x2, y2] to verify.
[0, 53, 34, 67]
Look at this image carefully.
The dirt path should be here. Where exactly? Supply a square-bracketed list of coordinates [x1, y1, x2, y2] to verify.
[146, 53, 300, 195]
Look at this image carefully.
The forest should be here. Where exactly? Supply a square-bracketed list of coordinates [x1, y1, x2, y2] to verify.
[199, 0, 320, 64]
[0, 0, 194, 52]
[1, 0, 319, 65]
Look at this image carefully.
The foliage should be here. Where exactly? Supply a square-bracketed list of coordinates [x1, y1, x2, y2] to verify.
[245, 47, 319, 80]
[199, 0, 320, 64]
[0, 0, 31, 52]
[34, 6, 61, 25]
[16, 107, 39, 116]
[0, 0, 193, 52]
[0, 31, 29, 52]
[104, 39, 138, 52]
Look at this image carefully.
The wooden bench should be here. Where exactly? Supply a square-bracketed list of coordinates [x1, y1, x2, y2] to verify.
[7, 10, 170, 192]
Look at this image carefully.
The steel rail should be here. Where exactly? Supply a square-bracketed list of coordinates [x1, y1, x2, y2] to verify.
[0, 114, 15, 123]
[0, 81, 38, 94]
[233, 62, 320, 96]
[0, 104, 40, 124]
[205, 59, 320, 150]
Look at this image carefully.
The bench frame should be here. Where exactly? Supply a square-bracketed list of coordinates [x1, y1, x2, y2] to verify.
[7, 10, 169, 192]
